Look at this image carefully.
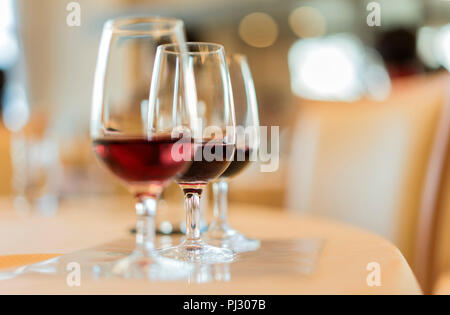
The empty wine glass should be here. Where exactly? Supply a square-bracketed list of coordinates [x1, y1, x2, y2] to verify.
[154, 43, 236, 264]
[204, 54, 260, 252]
[90, 17, 194, 277]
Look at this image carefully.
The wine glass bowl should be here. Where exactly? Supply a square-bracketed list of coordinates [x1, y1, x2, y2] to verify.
[204, 54, 261, 253]
[90, 17, 194, 278]
[153, 43, 237, 264]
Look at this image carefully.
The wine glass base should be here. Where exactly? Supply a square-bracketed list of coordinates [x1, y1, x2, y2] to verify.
[94, 250, 193, 281]
[203, 229, 260, 253]
[157, 240, 235, 264]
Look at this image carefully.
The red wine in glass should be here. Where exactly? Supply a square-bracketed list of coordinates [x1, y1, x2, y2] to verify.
[220, 147, 253, 178]
[93, 135, 191, 191]
[176, 141, 235, 189]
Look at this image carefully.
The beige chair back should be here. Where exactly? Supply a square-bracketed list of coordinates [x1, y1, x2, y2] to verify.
[286, 73, 447, 263]
[414, 76, 450, 293]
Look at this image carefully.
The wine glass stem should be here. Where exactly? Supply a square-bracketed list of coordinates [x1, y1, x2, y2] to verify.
[184, 190, 203, 244]
[212, 180, 229, 227]
[135, 197, 157, 255]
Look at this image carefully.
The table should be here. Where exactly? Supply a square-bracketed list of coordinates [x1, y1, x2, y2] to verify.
[434, 272, 450, 295]
[0, 196, 421, 294]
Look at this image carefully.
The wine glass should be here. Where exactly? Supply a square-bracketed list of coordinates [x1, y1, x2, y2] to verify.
[154, 42, 236, 264]
[90, 17, 194, 277]
[204, 54, 261, 252]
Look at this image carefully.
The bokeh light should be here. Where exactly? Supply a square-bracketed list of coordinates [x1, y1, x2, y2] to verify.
[288, 35, 363, 101]
[288, 34, 390, 101]
[0, 0, 18, 68]
[417, 26, 441, 69]
[3, 84, 30, 132]
[435, 24, 450, 71]
[238, 12, 278, 48]
[288, 6, 326, 38]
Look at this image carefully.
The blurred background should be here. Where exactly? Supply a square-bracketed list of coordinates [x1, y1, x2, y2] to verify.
[0, 0, 449, 292]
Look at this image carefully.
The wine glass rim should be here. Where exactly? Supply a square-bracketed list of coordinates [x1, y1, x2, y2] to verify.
[159, 42, 225, 55]
[103, 16, 184, 35]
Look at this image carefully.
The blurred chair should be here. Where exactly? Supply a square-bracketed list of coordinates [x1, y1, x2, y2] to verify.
[416, 78, 450, 294]
[286, 73, 448, 268]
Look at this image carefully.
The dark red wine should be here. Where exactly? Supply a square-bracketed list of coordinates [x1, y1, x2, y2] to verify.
[176, 141, 234, 186]
[220, 147, 253, 178]
[93, 136, 190, 186]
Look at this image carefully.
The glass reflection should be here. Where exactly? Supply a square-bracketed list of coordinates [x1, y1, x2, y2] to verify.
[0, 238, 324, 286]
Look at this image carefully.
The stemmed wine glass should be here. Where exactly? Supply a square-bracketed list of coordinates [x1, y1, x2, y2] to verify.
[90, 17, 195, 277]
[204, 54, 261, 252]
[153, 43, 236, 264]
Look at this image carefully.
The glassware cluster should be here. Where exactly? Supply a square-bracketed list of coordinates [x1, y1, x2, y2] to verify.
[91, 17, 260, 277]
